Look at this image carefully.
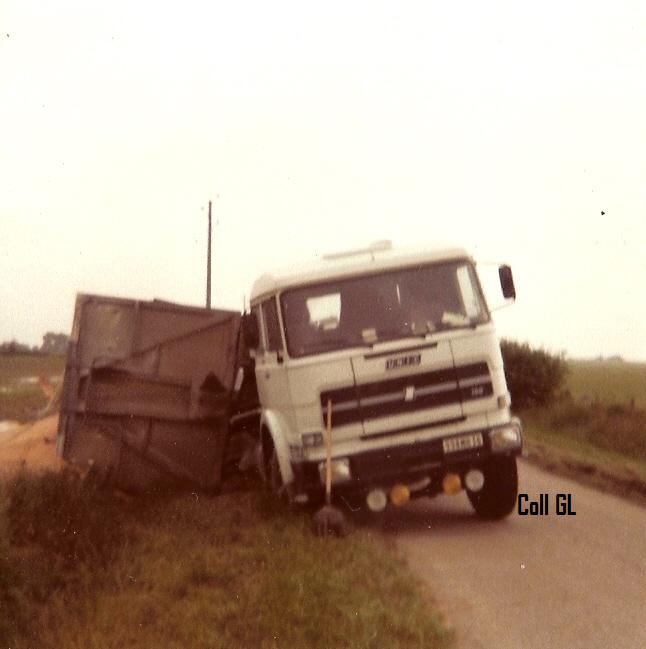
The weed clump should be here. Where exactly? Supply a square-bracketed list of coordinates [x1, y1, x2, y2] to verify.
[0, 470, 132, 646]
[7, 469, 127, 564]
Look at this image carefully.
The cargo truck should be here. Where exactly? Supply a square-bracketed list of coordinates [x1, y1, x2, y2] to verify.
[240, 241, 521, 519]
[58, 240, 521, 519]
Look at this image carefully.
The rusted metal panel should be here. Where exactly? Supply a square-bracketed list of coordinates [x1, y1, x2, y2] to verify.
[57, 293, 242, 492]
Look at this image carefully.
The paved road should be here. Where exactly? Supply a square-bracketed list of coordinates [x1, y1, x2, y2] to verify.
[376, 459, 646, 649]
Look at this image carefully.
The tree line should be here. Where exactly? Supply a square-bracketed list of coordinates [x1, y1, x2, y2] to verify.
[0, 332, 69, 356]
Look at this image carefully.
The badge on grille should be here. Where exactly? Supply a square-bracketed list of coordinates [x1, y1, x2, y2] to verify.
[385, 354, 421, 370]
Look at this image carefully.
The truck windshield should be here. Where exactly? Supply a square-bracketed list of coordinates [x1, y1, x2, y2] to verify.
[280, 260, 489, 358]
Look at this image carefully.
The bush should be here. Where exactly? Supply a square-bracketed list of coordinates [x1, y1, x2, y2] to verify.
[500, 339, 568, 407]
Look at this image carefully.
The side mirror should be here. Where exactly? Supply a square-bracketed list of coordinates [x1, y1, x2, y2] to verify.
[242, 312, 260, 350]
[499, 265, 516, 300]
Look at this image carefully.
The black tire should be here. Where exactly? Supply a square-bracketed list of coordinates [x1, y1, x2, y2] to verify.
[267, 446, 295, 507]
[268, 447, 284, 497]
[467, 456, 518, 520]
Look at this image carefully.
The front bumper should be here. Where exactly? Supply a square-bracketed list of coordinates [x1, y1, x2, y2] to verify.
[292, 419, 522, 499]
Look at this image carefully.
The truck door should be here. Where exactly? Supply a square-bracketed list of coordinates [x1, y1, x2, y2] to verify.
[254, 298, 291, 417]
[350, 337, 464, 440]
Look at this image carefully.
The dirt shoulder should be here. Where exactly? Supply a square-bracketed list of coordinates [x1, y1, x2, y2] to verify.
[0, 414, 62, 476]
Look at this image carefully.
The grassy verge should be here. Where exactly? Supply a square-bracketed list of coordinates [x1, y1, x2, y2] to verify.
[520, 402, 646, 507]
[1, 471, 453, 649]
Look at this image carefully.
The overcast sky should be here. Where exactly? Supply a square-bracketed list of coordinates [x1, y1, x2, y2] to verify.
[2, 0, 645, 360]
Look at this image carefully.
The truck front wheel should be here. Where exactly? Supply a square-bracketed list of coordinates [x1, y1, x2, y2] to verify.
[268, 447, 283, 496]
[467, 456, 518, 520]
[267, 446, 294, 506]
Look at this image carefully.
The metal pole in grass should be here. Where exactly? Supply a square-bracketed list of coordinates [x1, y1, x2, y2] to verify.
[312, 399, 347, 536]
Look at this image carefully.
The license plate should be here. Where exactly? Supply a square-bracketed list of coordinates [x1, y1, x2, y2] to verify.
[442, 432, 483, 453]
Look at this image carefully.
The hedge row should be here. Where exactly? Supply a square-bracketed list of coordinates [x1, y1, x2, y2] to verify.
[500, 339, 568, 408]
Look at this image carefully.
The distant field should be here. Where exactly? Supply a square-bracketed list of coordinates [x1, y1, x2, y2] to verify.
[0, 354, 65, 421]
[566, 359, 646, 409]
[0, 354, 65, 384]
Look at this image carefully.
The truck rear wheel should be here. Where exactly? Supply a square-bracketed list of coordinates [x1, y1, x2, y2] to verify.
[467, 456, 518, 519]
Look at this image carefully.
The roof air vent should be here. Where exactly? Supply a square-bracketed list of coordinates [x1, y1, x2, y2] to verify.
[323, 239, 393, 261]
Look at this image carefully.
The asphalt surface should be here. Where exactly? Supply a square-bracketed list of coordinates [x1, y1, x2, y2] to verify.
[375, 459, 646, 649]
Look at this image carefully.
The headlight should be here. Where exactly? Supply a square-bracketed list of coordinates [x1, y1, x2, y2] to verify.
[318, 458, 351, 484]
[489, 423, 522, 451]
[302, 432, 324, 448]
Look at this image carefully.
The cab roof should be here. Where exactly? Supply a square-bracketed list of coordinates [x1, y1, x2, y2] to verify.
[250, 241, 472, 302]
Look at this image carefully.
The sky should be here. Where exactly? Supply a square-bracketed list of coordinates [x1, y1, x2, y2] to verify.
[1, 0, 645, 361]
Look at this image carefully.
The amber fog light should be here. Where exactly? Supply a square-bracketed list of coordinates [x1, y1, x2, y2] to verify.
[442, 473, 462, 494]
[390, 484, 410, 506]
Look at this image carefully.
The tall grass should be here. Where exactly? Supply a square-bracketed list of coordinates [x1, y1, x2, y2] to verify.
[0, 470, 132, 646]
[1, 473, 452, 649]
[524, 400, 646, 462]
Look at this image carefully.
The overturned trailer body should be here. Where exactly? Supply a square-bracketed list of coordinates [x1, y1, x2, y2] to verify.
[56, 294, 256, 492]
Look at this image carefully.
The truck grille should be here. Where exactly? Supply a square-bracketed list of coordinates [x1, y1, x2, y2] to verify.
[320, 362, 492, 427]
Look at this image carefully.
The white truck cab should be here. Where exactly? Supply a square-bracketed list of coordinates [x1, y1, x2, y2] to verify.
[245, 241, 522, 518]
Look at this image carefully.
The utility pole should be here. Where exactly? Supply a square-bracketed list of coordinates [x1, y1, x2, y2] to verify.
[206, 200, 212, 309]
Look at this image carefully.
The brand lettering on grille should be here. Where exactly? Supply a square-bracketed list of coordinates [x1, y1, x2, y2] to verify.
[385, 354, 421, 370]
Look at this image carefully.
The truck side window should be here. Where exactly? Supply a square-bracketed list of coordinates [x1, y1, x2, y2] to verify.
[456, 264, 484, 319]
[261, 298, 283, 352]
[251, 305, 262, 349]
